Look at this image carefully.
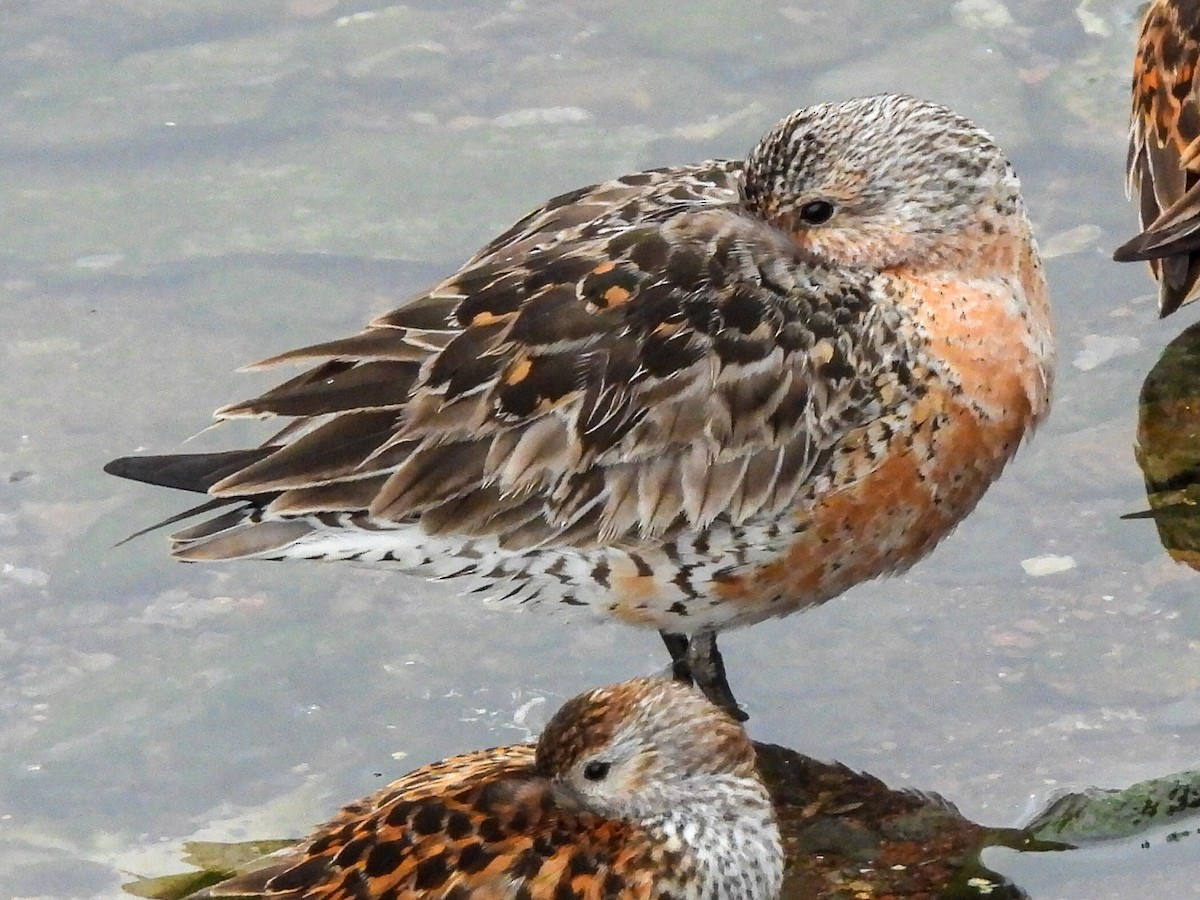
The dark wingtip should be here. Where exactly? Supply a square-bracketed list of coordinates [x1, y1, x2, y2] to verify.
[1159, 296, 1186, 319]
[104, 448, 278, 494]
[112, 496, 241, 547]
[1112, 229, 1171, 263]
[1111, 233, 1197, 317]
[103, 455, 150, 480]
[1113, 221, 1200, 263]
[1111, 238, 1145, 263]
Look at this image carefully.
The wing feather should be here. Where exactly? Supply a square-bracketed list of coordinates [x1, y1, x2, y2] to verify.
[108, 160, 917, 559]
[1116, 0, 1200, 314]
[193, 746, 665, 900]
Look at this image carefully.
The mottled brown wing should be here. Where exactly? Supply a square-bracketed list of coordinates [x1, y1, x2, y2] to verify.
[198, 755, 667, 900]
[140, 159, 907, 560]
[1118, 0, 1200, 313]
[462, 161, 742, 268]
[331, 746, 537, 815]
[193, 747, 533, 898]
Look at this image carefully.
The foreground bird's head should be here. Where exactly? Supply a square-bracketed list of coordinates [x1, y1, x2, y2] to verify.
[742, 93, 1024, 272]
[535, 677, 760, 822]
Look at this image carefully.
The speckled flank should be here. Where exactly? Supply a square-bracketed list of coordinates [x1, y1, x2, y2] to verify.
[1116, 0, 1200, 315]
[705, 199, 1053, 620]
[106, 93, 1054, 643]
[193, 678, 782, 900]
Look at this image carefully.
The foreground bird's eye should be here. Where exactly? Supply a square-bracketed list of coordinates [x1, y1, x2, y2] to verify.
[798, 200, 835, 225]
[583, 761, 611, 781]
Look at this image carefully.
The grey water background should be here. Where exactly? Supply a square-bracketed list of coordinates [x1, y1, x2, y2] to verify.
[2, 0, 1198, 896]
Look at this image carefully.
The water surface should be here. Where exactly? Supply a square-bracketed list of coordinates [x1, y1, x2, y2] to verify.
[1, 1, 1197, 896]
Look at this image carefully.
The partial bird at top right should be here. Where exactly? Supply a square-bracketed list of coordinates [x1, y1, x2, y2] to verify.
[1114, 0, 1200, 316]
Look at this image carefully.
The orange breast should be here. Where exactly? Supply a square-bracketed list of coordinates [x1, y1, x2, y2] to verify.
[711, 245, 1051, 619]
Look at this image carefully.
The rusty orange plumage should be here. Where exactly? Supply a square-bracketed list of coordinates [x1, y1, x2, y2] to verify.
[187, 678, 782, 900]
[1115, 0, 1200, 315]
[106, 95, 1054, 712]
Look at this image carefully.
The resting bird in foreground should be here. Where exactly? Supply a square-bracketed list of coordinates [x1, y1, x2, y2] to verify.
[106, 94, 1054, 714]
[186, 677, 783, 900]
[1114, 0, 1200, 315]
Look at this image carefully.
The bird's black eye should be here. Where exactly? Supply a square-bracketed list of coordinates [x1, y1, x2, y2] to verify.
[798, 200, 835, 225]
[583, 761, 611, 781]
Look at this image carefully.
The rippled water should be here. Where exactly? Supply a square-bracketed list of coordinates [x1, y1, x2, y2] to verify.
[2, 1, 1198, 896]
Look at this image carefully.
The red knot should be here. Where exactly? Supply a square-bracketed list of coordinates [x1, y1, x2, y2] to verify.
[106, 94, 1054, 714]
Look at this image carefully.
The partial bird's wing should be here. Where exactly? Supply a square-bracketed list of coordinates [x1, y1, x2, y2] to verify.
[193, 746, 668, 900]
[108, 159, 914, 562]
[1116, 0, 1200, 314]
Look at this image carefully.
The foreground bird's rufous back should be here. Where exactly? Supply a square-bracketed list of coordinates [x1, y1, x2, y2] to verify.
[1115, 0, 1200, 315]
[106, 94, 1054, 637]
[190, 677, 783, 900]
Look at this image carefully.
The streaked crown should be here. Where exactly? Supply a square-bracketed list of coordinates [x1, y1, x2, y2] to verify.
[741, 93, 1022, 269]
[535, 677, 758, 821]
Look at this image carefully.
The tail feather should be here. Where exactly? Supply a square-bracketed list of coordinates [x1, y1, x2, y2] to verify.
[173, 520, 315, 561]
[104, 448, 278, 495]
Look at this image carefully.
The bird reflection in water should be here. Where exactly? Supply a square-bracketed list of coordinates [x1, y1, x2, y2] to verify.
[1131, 321, 1200, 570]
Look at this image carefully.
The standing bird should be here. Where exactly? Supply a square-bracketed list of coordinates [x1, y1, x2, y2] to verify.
[105, 94, 1054, 715]
[1114, 0, 1200, 315]
[186, 677, 783, 900]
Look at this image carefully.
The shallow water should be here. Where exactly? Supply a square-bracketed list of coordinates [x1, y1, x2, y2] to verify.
[2, 0, 1199, 896]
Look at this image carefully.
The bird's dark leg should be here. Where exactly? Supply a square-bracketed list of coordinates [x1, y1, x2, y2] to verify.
[685, 630, 747, 721]
[660, 631, 693, 684]
[661, 629, 746, 720]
